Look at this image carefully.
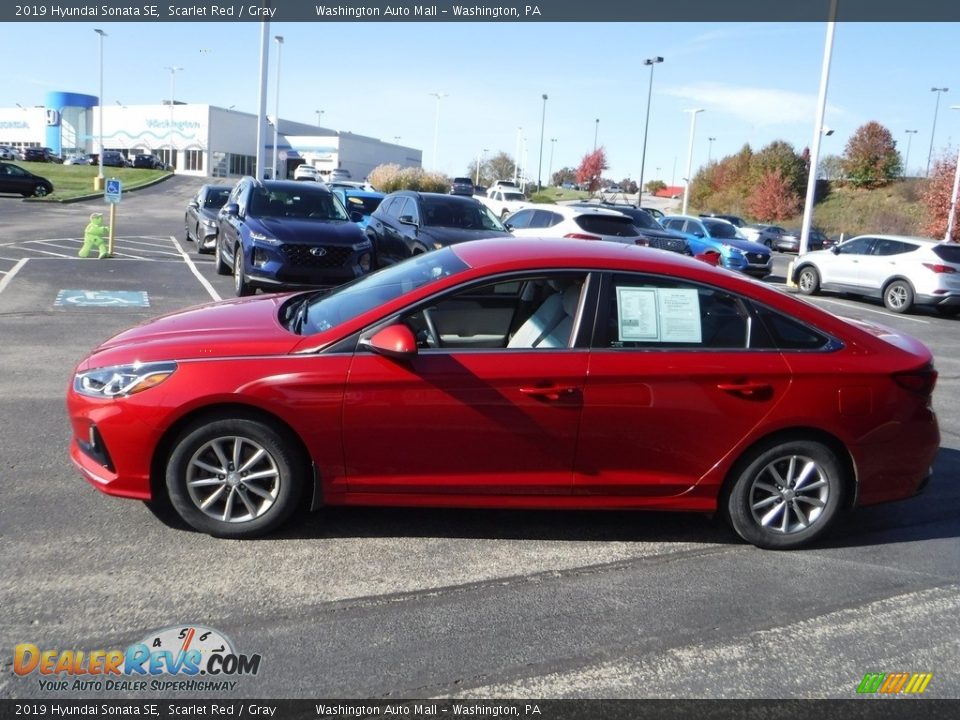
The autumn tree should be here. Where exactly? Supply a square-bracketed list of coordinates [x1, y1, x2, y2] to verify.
[747, 169, 802, 221]
[818, 154, 844, 181]
[646, 180, 667, 195]
[750, 141, 807, 197]
[922, 150, 959, 241]
[576, 148, 609, 192]
[552, 166, 577, 186]
[485, 152, 517, 185]
[841, 121, 901, 188]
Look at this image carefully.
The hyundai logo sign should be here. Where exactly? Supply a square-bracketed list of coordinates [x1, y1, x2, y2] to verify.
[309, 247, 327, 257]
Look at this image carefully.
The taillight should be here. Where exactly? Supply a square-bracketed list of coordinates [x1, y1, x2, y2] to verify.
[564, 233, 603, 241]
[922, 263, 957, 274]
[892, 364, 938, 395]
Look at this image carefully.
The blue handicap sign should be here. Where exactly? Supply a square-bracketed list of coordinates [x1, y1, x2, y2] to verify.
[105, 178, 122, 204]
[55, 289, 149, 308]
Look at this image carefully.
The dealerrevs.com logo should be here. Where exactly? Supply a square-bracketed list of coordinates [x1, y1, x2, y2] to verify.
[856, 672, 934, 695]
[14, 625, 262, 692]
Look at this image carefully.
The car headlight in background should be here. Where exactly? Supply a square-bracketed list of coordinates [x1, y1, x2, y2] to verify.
[722, 244, 744, 256]
[250, 230, 281, 246]
[74, 362, 178, 398]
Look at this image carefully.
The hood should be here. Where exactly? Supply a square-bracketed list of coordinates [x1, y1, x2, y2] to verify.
[254, 217, 366, 245]
[79, 294, 300, 370]
[423, 227, 513, 245]
[722, 237, 770, 254]
[639, 226, 687, 241]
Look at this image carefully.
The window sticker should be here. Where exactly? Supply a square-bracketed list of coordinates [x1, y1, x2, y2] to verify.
[616, 287, 703, 344]
[616, 287, 659, 341]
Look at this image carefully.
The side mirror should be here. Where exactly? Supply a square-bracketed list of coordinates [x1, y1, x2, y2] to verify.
[696, 250, 722, 267]
[360, 324, 418, 360]
[349, 211, 363, 223]
[222, 203, 240, 217]
[831, 245, 840, 255]
[399, 215, 418, 227]
[504, 222, 514, 230]
[188, 200, 200, 210]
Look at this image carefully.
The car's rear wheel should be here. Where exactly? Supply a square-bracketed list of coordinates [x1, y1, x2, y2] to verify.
[33, 183, 49, 198]
[797, 266, 820, 295]
[726, 439, 845, 550]
[883, 279, 914, 313]
[214, 240, 231, 275]
[165, 417, 304, 538]
[234, 247, 254, 296]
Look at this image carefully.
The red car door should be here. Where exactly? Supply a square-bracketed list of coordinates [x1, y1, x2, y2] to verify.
[574, 273, 792, 498]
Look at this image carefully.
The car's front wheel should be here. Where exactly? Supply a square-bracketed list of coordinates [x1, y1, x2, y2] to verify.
[33, 183, 49, 198]
[883, 279, 914, 313]
[214, 240, 231, 275]
[725, 439, 845, 550]
[797, 266, 820, 295]
[165, 416, 305, 538]
[234, 247, 255, 296]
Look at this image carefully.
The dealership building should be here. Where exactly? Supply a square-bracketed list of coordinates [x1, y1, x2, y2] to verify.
[0, 91, 421, 180]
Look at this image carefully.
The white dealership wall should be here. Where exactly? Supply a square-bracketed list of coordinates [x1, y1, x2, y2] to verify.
[2, 99, 420, 180]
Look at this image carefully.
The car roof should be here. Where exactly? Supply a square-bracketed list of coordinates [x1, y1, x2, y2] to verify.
[529, 204, 628, 218]
[848, 234, 940, 244]
[393, 191, 480, 203]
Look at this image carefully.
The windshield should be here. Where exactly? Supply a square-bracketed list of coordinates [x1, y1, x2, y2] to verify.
[299, 248, 470, 335]
[627, 210, 660, 230]
[249, 186, 349, 221]
[704, 220, 740, 239]
[422, 197, 507, 231]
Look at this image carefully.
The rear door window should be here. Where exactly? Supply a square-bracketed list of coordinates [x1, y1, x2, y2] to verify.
[575, 215, 638, 237]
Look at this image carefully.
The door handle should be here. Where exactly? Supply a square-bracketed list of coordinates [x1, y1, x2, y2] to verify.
[716, 381, 772, 398]
[519, 384, 578, 401]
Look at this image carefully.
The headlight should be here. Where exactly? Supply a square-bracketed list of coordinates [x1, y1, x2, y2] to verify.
[250, 231, 281, 246]
[202, 219, 218, 229]
[722, 243, 743, 256]
[74, 362, 178, 398]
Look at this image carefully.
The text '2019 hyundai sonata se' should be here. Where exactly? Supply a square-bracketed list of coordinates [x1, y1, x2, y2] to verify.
[67, 239, 940, 549]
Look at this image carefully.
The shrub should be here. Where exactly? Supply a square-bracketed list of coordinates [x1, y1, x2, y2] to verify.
[367, 164, 448, 193]
[526, 193, 556, 204]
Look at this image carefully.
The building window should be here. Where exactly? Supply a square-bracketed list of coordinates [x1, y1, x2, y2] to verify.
[227, 153, 256, 177]
[184, 150, 203, 172]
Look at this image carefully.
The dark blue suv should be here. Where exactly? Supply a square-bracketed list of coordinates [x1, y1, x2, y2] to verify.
[216, 178, 374, 296]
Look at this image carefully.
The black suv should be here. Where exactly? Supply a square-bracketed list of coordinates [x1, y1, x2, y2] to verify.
[366, 191, 511, 267]
[215, 178, 374, 296]
[21, 147, 61, 163]
[450, 176, 475, 196]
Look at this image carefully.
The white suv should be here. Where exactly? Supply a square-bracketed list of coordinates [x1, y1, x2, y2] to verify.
[794, 234, 960, 315]
[293, 164, 320, 181]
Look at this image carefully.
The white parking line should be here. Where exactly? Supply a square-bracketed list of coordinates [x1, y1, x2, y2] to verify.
[170, 235, 221, 302]
[808, 296, 930, 324]
[0, 258, 27, 296]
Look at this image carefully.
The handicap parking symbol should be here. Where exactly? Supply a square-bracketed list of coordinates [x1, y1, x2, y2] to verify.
[55, 289, 149, 308]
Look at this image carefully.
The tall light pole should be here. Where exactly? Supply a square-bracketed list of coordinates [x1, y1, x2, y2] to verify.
[272, 35, 283, 179]
[164, 65, 183, 169]
[681, 108, 704, 215]
[514, 126, 522, 183]
[254, 22, 269, 181]
[537, 93, 548, 191]
[638, 56, 663, 207]
[475, 148, 488, 185]
[903, 129, 918, 177]
[799, 0, 837, 256]
[926, 87, 948, 177]
[945, 106, 960, 242]
[707, 136, 716, 163]
[429, 91, 447, 171]
[94, 28, 107, 188]
[593, 118, 599, 152]
[548, 138, 557, 186]
[315, 109, 324, 127]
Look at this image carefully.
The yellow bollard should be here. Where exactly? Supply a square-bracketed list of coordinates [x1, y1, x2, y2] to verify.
[785, 260, 797, 289]
[106, 202, 117, 258]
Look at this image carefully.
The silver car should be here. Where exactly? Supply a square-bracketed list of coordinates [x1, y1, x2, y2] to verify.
[794, 234, 960, 315]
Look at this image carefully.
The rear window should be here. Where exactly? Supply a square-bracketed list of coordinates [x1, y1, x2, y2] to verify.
[576, 215, 639, 237]
[933, 244, 960, 263]
[453, 177, 473, 185]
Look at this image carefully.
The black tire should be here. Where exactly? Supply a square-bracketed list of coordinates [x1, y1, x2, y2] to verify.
[796, 266, 820, 295]
[33, 183, 49, 198]
[883, 279, 914, 314]
[165, 417, 305, 538]
[934, 305, 960, 317]
[233, 246, 255, 296]
[184, 216, 193, 242]
[725, 439, 845, 550]
[214, 240, 231, 275]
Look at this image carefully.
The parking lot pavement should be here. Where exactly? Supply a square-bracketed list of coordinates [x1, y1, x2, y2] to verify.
[1, 189, 959, 700]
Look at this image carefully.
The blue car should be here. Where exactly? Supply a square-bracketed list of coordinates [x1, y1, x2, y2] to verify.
[215, 178, 374, 296]
[332, 187, 385, 233]
[660, 215, 772, 278]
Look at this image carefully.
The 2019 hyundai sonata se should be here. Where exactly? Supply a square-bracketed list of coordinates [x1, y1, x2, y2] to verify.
[67, 238, 939, 549]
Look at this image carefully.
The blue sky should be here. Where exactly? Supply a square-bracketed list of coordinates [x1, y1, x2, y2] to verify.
[8, 21, 960, 183]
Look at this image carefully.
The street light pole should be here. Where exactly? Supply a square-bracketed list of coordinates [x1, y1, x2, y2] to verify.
[475, 148, 488, 185]
[593, 118, 599, 152]
[315, 109, 324, 127]
[271, 36, 283, 179]
[681, 108, 704, 216]
[537, 93, 548, 191]
[926, 87, 948, 177]
[94, 28, 107, 188]
[903, 129, 918, 177]
[514, 126, 522, 183]
[164, 66, 183, 168]
[945, 106, 960, 242]
[707, 136, 716, 163]
[638, 56, 663, 207]
[429, 91, 448, 171]
[548, 138, 557, 186]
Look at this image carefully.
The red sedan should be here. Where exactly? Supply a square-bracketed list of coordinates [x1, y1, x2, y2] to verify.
[67, 238, 940, 549]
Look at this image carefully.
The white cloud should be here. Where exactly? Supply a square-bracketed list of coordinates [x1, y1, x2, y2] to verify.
[663, 82, 843, 127]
